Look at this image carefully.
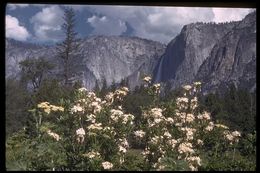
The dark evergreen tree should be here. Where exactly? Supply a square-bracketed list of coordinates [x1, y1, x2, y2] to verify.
[56, 7, 80, 86]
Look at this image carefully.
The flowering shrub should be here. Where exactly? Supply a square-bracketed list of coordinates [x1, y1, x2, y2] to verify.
[132, 78, 246, 171]
[6, 76, 255, 171]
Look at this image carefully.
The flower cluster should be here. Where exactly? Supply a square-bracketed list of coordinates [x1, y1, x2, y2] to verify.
[143, 76, 152, 83]
[110, 109, 134, 124]
[137, 81, 221, 171]
[37, 102, 64, 114]
[223, 130, 241, 144]
[83, 151, 101, 159]
[69, 86, 134, 169]
[76, 128, 85, 143]
[134, 130, 146, 138]
[102, 161, 113, 170]
[152, 83, 161, 94]
[114, 87, 129, 101]
[47, 129, 61, 141]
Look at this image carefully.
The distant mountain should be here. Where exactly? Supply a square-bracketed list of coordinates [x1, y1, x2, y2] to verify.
[154, 11, 256, 94]
[153, 21, 239, 88]
[195, 11, 256, 94]
[5, 36, 166, 90]
[5, 11, 256, 94]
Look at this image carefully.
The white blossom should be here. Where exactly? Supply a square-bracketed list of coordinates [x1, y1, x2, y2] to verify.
[76, 128, 85, 136]
[47, 130, 61, 141]
[143, 76, 152, 83]
[102, 161, 113, 170]
[134, 130, 146, 138]
[78, 87, 87, 92]
[183, 85, 192, 91]
[178, 142, 194, 154]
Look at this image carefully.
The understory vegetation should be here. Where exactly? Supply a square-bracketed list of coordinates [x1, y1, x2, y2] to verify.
[6, 76, 256, 171]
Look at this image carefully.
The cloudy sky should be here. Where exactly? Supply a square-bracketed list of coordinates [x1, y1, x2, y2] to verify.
[5, 4, 255, 44]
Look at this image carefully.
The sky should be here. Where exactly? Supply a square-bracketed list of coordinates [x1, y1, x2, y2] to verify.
[5, 4, 255, 45]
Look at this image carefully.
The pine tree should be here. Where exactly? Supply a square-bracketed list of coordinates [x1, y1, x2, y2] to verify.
[56, 7, 80, 86]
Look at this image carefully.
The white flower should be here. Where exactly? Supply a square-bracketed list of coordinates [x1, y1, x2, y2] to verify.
[50, 105, 64, 112]
[76, 128, 85, 143]
[190, 97, 198, 110]
[197, 139, 204, 145]
[205, 125, 214, 131]
[71, 104, 84, 114]
[76, 128, 85, 136]
[86, 114, 96, 123]
[110, 109, 124, 116]
[78, 87, 87, 92]
[105, 92, 114, 104]
[47, 130, 61, 141]
[119, 145, 127, 153]
[186, 156, 201, 166]
[87, 123, 103, 130]
[154, 118, 163, 124]
[202, 111, 211, 120]
[186, 113, 195, 123]
[205, 121, 214, 132]
[121, 87, 129, 92]
[215, 124, 229, 129]
[93, 105, 102, 114]
[178, 142, 194, 154]
[120, 156, 125, 164]
[150, 108, 163, 118]
[157, 165, 165, 171]
[37, 102, 50, 109]
[152, 83, 161, 94]
[83, 151, 101, 159]
[143, 76, 152, 83]
[176, 97, 189, 103]
[153, 83, 160, 88]
[134, 130, 146, 138]
[119, 138, 129, 148]
[181, 127, 196, 141]
[151, 136, 160, 144]
[189, 164, 198, 171]
[193, 81, 202, 86]
[197, 113, 203, 120]
[183, 85, 192, 91]
[102, 161, 113, 170]
[232, 131, 241, 137]
[141, 149, 150, 157]
[225, 133, 234, 141]
[167, 139, 178, 149]
[163, 131, 172, 138]
[95, 97, 102, 103]
[166, 117, 174, 124]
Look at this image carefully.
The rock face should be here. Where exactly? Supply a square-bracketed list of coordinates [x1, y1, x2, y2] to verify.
[5, 36, 165, 90]
[5, 11, 256, 94]
[153, 21, 239, 89]
[196, 11, 256, 94]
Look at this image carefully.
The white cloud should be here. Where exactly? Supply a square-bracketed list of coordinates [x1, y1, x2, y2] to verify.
[30, 5, 64, 42]
[6, 15, 30, 41]
[87, 15, 127, 35]
[212, 8, 254, 23]
[87, 6, 215, 43]
[7, 4, 29, 10]
[87, 6, 254, 44]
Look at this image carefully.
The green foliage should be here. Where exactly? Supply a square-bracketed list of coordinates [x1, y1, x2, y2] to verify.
[19, 57, 55, 91]
[6, 77, 256, 171]
[119, 149, 146, 171]
[6, 78, 30, 137]
[200, 86, 256, 133]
